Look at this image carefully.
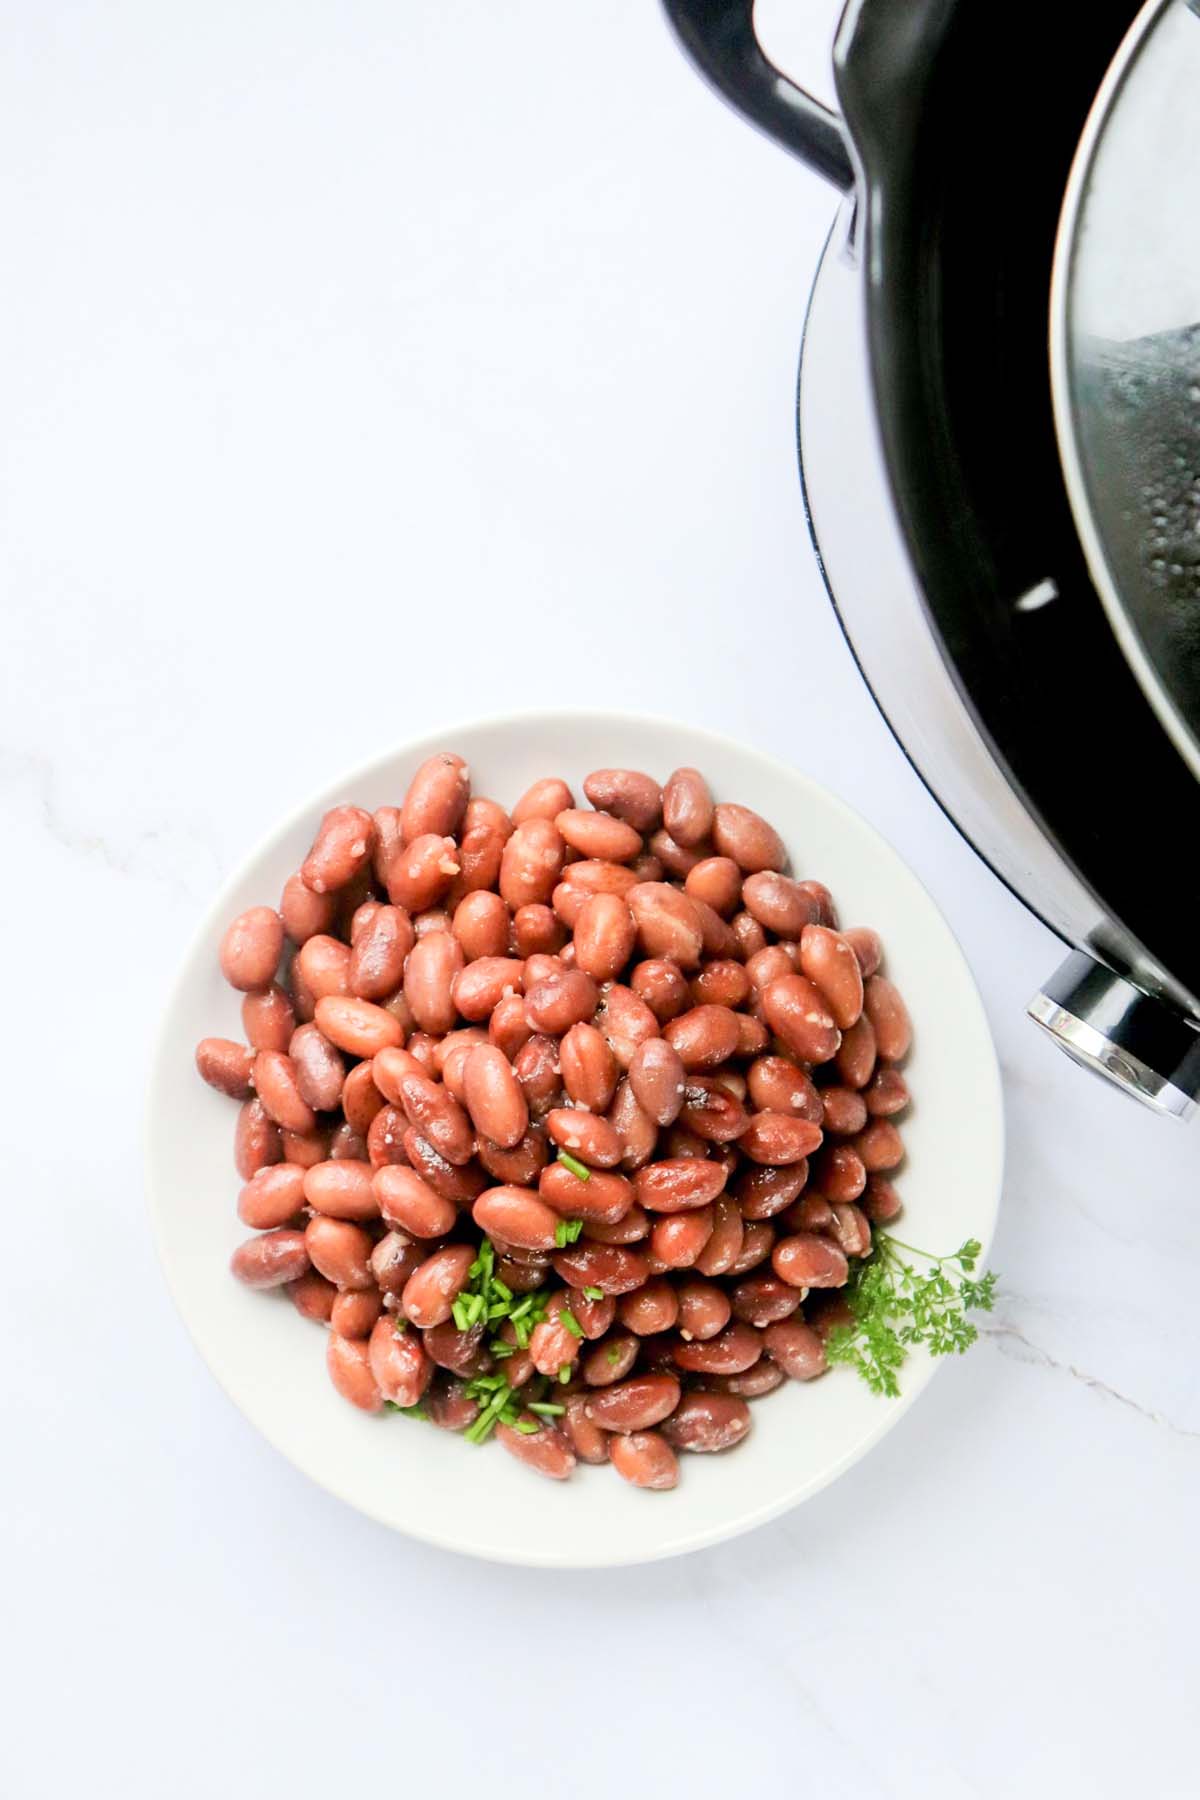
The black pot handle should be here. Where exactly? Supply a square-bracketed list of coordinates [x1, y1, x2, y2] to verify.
[661, 0, 855, 193]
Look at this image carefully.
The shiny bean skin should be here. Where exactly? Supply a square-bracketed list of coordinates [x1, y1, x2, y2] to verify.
[230, 1229, 310, 1288]
[629, 958, 690, 1023]
[572, 892, 637, 985]
[679, 1076, 747, 1144]
[428, 1377, 482, 1433]
[499, 818, 567, 909]
[559, 1022, 619, 1112]
[835, 1014, 877, 1089]
[682, 855, 742, 918]
[689, 960, 751, 1009]
[511, 777, 575, 825]
[301, 806, 375, 896]
[648, 828, 706, 879]
[370, 1230, 426, 1296]
[649, 1207, 714, 1269]
[677, 1280, 732, 1342]
[662, 767, 714, 848]
[489, 993, 533, 1059]
[462, 1044, 528, 1149]
[616, 1279, 679, 1335]
[284, 1127, 329, 1168]
[373, 1164, 457, 1237]
[330, 1287, 383, 1339]
[553, 1243, 649, 1295]
[853, 1119, 905, 1173]
[327, 1333, 384, 1411]
[609, 1431, 679, 1489]
[583, 768, 662, 832]
[545, 1107, 623, 1169]
[280, 873, 336, 945]
[862, 1175, 903, 1225]
[762, 975, 841, 1064]
[529, 1317, 582, 1378]
[401, 752, 470, 842]
[797, 924, 864, 1031]
[452, 889, 511, 963]
[241, 985, 295, 1055]
[554, 807, 642, 863]
[563, 1393, 611, 1464]
[438, 1029, 489, 1103]
[787, 1193, 836, 1234]
[711, 803, 786, 873]
[815, 1143, 867, 1202]
[403, 931, 464, 1036]
[661, 1391, 752, 1452]
[523, 969, 599, 1036]
[333, 1067, 379, 1143]
[446, 826, 506, 910]
[843, 925, 883, 978]
[712, 1360, 785, 1398]
[406, 1031, 440, 1071]
[739, 1111, 823, 1166]
[368, 1313, 434, 1407]
[196, 1037, 257, 1100]
[304, 1216, 375, 1290]
[821, 1085, 869, 1136]
[694, 1197, 744, 1277]
[627, 883, 705, 970]
[689, 900, 734, 958]
[829, 1202, 872, 1259]
[664, 1125, 711, 1159]
[475, 1127, 547, 1187]
[628, 1038, 686, 1127]
[731, 910, 768, 959]
[512, 1034, 563, 1118]
[745, 945, 794, 993]
[286, 1023, 344, 1112]
[672, 1321, 762, 1376]
[584, 1203, 650, 1245]
[287, 1269, 337, 1322]
[635, 1158, 728, 1213]
[238, 1163, 307, 1229]
[296, 933, 352, 1002]
[401, 1244, 476, 1328]
[523, 952, 565, 987]
[220, 906, 284, 992]
[730, 1274, 802, 1327]
[472, 1186, 561, 1251]
[727, 1219, 775, 1276]
[864, 975, 912, 1060]
[313, 996, 403, 1059]
[772, 1232, 850, 1289]
[663, 1004, 740, 1070]
[348, 905, 414, 1000]
[391, 1071, 474, 1169]
[509, 902, 565, 958]
[452, 956, 526, 1022]
[584, 1372, 680, 1431]
[763, 1318, 828, 1380]
[606, 1078, 658, 1172]
[234, 1098, 282, 1179]
[794, 879, 837, 928]
[495, 1419, 576, 1480]
[328, 1120, 368, 1160]
[746, 1055, 823, 1122]
[735, 1163, 807, 1221]
[597, 984, 661, 1069]
[865, 1067, 910, 1116]
[741, 871, 819, 939]
[538, 1164, 634, 1225]
[386, 834, 460, 913]
[302, 1159, 379, 1222]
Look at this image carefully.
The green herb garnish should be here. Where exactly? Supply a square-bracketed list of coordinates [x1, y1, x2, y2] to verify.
[558, 1364, 572, 1384]
[558, 1307, 583, 1340]
[825, 1233, 997, 1398]
[527, 1402, 566, 1417]
[582, 1285, 605, 1301]
[385, 1401, 429, 1420]
[606, 1344, 623, 1366]
[556, 1150, 591, 1182]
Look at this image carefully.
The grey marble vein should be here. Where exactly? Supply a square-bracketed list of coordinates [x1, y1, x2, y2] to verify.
[983, 1318, 1200, 1441]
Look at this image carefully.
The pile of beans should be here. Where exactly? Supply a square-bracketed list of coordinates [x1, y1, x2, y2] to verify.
[197, 754, 911, 1491]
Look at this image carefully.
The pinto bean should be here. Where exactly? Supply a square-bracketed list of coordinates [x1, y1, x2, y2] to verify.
[609, 1431, 679, 1489]
[663, 1003, 740, 1070]
[627, 883, 705, 970]
[864, 975, 912, 1060]
[649, 1207, 714, 1269]
[241, 985, 296, 1054]
[403, 930, 464, 1036]
[583, 768, 662, 832]
[673, 1321, 762, 1376]
[304, 1216, 375, 1290]
[693, 1197, 744, 1276]
[196, 1038, 256, 1100]
[597, 984, 660, 1069]
[762, 975, 841, 1064]
[301, 806, 375, 895]
[220, 906, 284, 992]
[230, 1229, 310, 1288]
[661, 1391, 752, 1452]
[401, 1243, 476, 1328]
[772, 1233, 850, 1290]
[559, 1022, 618, 1112]
[511, 777, 575, 825]
[234, 1098, 282, 1180]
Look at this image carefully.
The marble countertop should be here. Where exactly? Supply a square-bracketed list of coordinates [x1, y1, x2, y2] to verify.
[3, 4, 1196, 1795]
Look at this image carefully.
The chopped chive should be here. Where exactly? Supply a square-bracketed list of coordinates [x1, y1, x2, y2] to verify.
[564, 1219, 584, 1244]
[490, 1341, 514, 1358]
[582, 1285, 605, 1301]
[509, 1296, 533, 1322]
[556, 1150, 592, 1182]
[558, 1365, 572, 1384]
[451, 1298, 470, 1332]
[392, 1317, 408, 1335]
[491, 1278, 512, 1302]
[554, 1219, 569, 1248]
[515, 1418, 540, 1434]
[606, 1345, 623, 1365]
[527, 1402, 566, 1417]
[467, 1292, 486, 1325]
[386, 1401, 429, 1420]
[558, 1308, 583, 1339]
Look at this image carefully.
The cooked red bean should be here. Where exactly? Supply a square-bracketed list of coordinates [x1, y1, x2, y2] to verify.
[428, 1377, 482, 1433]
[843, 925, 883, 977]
[584, 1202, 650, 1245]
[401, 1244, 476, 1328]
[240, 985, 295, 1055]
[571, 892, 636, 986]
[763, 1318, 828, 1380]
[301, 1159, 377, 1222]
[662, 767, 714, 848]
[460, 1044, 528, 1150]
[863, 974, 912, 1060]
[553, 1243, 649, 1294]
[596, 984, 659, 1070]
[797, 925, 864, 1030]
[683, 855, 742, 917]
[677, 1280, 732, 1342]
[689, 960, 751, 1010]
[529, 1316, 582, 1378]
[538, 1164, 635, 1225]
[230, 1229, 309, 1288]
[403, 931, 463, 1036]
[287, 1269, 337, 1322]
[327, 1333, 384, 1411]
[301, 806, 375, 896]
[680, 1075, 747, 1143]
[474, 1128, 544, 1187]
[280, 873, 336, 944]
[220, 906, 284, 992]
[635, 1157, 728, 1213]
[473, 1186, 562, 1251]
[662, 1003, 740, 1070]
[196, 1037, 257, 1099]
[821, 1085, 869, 1136]
[649, 1207, 714, 1269]
[401, 752, 470, 841]
[394, 1069, 475, 1166]
[583, 768, 662, 832]
[662, 1391, 752, 1452]
[630, 958, 691, 1022]
[627, 883, 705, 969]
[347, 905, 413, 1000]
[238, 1163, 307, 1229]
[512, 777, 575, 825]
[423, 1319, 490, 1378]
[731, 910, 768, 959]
[710, 803, 786, 873]
[607, 1077, 658, 1171]
[512, 1034, 562, 1119]
[499, 818, 567, 909]
[372, 1164, 455, 1238]
[330, 1287, 383, 1340]
[616, 1279, 679, 1335]
[815, 1143, 867, 1201]
[304, 1216, 375, 1290]
[495, 1419, 576, 1480]
[234, 1098, 281, 1179]
[563, 1393, 611, 1464]
[735, 1163, 807, 1221]
[627, 1038, 686, 1126]
[545, 1108, 624, 1170]
[737, 1112, 822, 1167]
[746, 1055, 822, 1121]
[862, 1175, 902, 1225]
[865, 1066, 910, 1116]
[609, 1431, 678, 1489]
[728, 1219, 775, 1276]
[371, 1231, 426, 1296]
[553, 807, 641, 863]
[673, 1321, 762, 1375]
[328, 1120, 367, 1160]
[730, 1273, 802, 1327]
[511, 902, 565, 957]
[585, 1372, 681, 1432]
[854, 1119, 905, 1172]
[772, 1233, 850, 1290]
[829, 1202, 872, 1258]
[311, 995, 402, 1059]
[762, 975, 841, 1064]
[648, 828, 706, 878]
[521, 968, 598, 1036]
[746, 945, 794, 993]
[296, 933, 352, 1002]
[694, 1197, 744, 1276]
[558, 1022, 618, 1113]
[368, 1313, 434, 1407]
[452, 889, 510, 962]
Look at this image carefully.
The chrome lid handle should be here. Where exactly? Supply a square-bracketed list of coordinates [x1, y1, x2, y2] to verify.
[1028, 952, 1200, 1119]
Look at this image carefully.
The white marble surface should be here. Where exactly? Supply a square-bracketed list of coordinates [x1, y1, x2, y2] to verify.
[2, 4, 1197, 1795]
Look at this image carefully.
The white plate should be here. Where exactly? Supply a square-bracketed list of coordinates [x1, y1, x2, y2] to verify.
[145, 710, 1003, 1566]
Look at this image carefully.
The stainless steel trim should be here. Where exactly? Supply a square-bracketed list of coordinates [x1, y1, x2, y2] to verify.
[1026, 994, 1193, 1117]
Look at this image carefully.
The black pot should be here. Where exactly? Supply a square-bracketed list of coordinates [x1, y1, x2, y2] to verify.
[663, 0, 1200, 1118]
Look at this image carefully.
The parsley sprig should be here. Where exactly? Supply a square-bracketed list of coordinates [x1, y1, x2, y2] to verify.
[825, 1233, 997, 1398]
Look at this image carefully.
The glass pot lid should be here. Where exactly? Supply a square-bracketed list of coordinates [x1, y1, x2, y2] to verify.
[1052, 0, 1200, 779]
